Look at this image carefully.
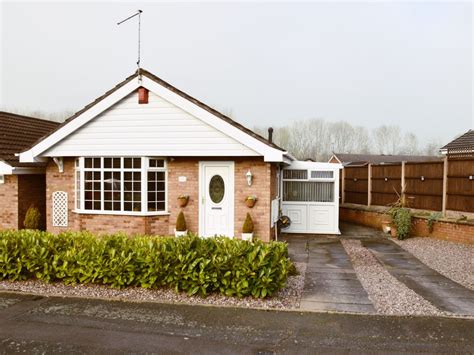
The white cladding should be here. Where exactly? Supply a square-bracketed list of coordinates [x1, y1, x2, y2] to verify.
[44, 91, 259, 157]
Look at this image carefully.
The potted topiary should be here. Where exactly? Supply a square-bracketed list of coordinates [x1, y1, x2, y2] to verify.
[177, 195, 189, 208]
[174, 211, 188, 237]
[241, 213, 254, 241]
[23, 205, 41, 230]
[245, 195, 257, 208]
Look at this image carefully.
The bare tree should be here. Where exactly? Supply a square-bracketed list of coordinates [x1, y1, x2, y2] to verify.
[254, 119, 441, 160]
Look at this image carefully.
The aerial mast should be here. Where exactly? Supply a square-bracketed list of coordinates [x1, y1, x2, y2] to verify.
[117, 10, 143, 69]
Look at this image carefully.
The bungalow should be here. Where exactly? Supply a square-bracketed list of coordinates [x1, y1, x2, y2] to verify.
[440, 129, 474, 158]
[0, 112, 59, 229]
[18, 69, 341, 240]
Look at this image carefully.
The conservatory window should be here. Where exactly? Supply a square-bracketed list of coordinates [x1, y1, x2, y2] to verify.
[75, 157, 167, 214]
[282, 169, 335, 203]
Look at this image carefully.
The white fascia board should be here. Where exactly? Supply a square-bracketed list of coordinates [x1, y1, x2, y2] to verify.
[142, 77, 285, 162]
[0, 161, 13, 175]
[19, 79, 140, 163]
[287, 160, 343, 170]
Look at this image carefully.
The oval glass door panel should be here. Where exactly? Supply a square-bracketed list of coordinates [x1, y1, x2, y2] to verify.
[209, 175, 225, 203]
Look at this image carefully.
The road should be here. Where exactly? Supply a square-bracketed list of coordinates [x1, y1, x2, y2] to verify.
[0, 291, 473, 354]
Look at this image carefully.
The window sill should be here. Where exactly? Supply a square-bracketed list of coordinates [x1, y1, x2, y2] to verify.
[73, 209, 170, 217]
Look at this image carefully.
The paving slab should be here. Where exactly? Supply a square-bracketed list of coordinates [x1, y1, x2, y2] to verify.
[364, 239, 474, 316]
[300, 238, 375, 314]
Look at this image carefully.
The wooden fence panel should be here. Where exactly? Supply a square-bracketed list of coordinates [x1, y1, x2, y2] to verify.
[371, 164, 401, 206]
[404, 161, 443, 211]
[344, 166, 368, 205]
[447, 158, 474, 212]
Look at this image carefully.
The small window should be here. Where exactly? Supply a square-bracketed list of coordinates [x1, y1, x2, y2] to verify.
[283, 169, 308, 180]
[311, 171, 334, 179]
[149, 158, 165, 168]
[209, 175, 225, 203]
[0, 175, 4, 184]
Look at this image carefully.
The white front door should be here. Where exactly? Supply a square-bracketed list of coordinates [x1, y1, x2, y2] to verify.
[199, 161, 234, 238]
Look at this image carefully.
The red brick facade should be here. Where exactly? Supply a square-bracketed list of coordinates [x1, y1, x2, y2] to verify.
[45, 157, 277, 241]
[0, 175, 18, 229]
[340, 205, 474, 245]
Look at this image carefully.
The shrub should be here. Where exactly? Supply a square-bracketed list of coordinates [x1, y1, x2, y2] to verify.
[176, 211, 187, 231]
[242, 213, 254, 233]
[23, 206, 41, 230]
[427, 212, 442, 233]
[0, 230, 293, 298]
[390, 207, 411, 240]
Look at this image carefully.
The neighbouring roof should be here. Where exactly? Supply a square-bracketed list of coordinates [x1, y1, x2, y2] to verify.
[331, 153, 442, 166]
[24, 68, 285, 155]
[0, 111, 60, 167]
[440, 130, 474, 155]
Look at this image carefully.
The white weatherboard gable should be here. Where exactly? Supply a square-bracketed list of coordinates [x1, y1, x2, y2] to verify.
[20, 74, 286, 162]
[0, 161, 13, 175]
[44, 91, 260, 157]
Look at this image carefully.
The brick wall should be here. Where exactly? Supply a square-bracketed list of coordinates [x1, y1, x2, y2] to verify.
[167, 158, 199, 236]
[46, 158, 78, 234]
[17, 174, 46, 230]
[0, 175, 18, 229]
[340, 205, 474, 245]
[45, 157, 275, 241]
[234, 158, 272, 241]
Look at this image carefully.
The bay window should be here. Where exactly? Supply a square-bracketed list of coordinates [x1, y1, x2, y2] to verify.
[75, 157, 167, 214]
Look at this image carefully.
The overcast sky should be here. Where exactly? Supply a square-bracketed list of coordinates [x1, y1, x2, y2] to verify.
[1, 1, 472, 146]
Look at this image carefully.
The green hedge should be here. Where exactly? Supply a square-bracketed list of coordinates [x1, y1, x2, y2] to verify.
[0, 230, 293, 298]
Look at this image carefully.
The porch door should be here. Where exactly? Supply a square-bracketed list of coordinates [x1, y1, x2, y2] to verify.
[199, 161, 234, 238]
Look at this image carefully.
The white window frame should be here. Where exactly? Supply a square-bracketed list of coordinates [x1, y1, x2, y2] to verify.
[0, 175, 4, 184]
[282, 168, 337, 204]
[74, 157, 169, 216]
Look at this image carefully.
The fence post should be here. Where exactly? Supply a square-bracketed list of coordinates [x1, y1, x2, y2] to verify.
[401, 161, 406, 205]
[368, 164, 372, 207]
[442, 156, 448, 215]
[341, 168, 346, 204]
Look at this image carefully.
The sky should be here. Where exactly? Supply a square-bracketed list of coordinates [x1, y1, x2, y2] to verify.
[0, 1, 472, 146]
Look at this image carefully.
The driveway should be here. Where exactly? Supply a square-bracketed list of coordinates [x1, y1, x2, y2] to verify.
[1, 292, 473, 353]
[282, 223, 474, 316]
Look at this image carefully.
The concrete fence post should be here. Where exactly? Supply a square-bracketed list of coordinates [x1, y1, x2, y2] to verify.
[442, 156, 448, 216]
[341, 168, 346, 204]
[401, 161, 406, 205]
[368, 164, 372, 207]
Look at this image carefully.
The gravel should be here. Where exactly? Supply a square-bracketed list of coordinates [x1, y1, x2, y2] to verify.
[393, 237, 474, 290]
[0, 262, 306, 310]
[341, 239, 450, 317]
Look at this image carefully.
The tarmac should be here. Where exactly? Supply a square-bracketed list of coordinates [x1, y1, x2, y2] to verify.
[1, 292, 473, 353]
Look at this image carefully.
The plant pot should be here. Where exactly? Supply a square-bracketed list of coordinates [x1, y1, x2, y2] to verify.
[390, 226, 398, 238]
[174, 229, 188, 237]
[241, 233, 253, 241]
[178, 197, 189, 208]
[381, 219, 391, 234]
[245, 199, 256, 208]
